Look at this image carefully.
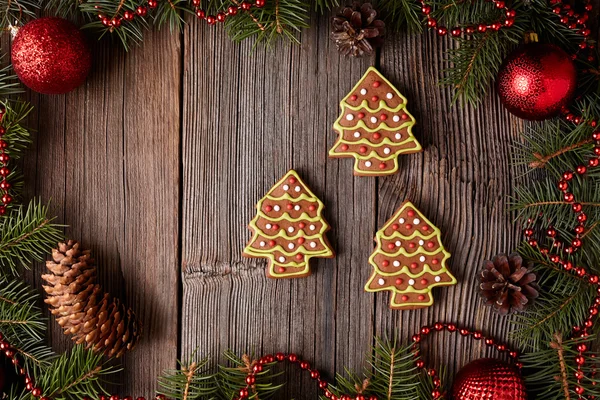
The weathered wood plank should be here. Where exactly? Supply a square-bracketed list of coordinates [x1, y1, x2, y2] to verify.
[376, 32, 525, 377]
[23, 30, 181, 395]
[181, 12, 376, 397]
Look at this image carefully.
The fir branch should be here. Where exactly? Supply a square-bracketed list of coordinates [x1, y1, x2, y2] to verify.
[0, 0, 39, 31]
[158, 353, 217, 400]
[522, 335, 600, 399]
[33, 345, 118, 400]
[0, 275, 45, 341]
[1, 100, 34, 160]
[529, 138, 594, 169]
[549, 333, 571, 400]
[0, 65, 23, 99]
[0, 200, 64, 275]
[218, 352, 282, 400]
[378, 0, 422, 33]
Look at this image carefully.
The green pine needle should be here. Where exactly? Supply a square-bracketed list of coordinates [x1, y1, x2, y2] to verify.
[0, 200, 64, 275]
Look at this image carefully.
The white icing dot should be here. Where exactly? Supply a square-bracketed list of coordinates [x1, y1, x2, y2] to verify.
[413, 218, 421, 225]
[383, 147, 391, 155]
[309, 224, 316, 231]
[365, 161, 372, 167]
[266, 224, 272, 229]
[378, 278, 386, 286]
[393, 261, 400, 267]
[395, 133, 402, 140]
[408, 279, 415, 286]
[283, 184, 289, 190]
[419, 240, 424, 246]
[279, 256, 285, 262]
[395, 241, 401, 247]
[288, 243, 295, 250]
[435, 276, 441, 282]
[288, 227, 295, 233]
[259, 241, 266, 247]
[419, 256, 426, 262]
[370, 117, 378, 124]
[295, 186, 301, 192]
[386, 93, 393, 99]
[393, 115, 400, 122]
[399, 218, 405, 223]
[310, 242, 317, 248]
[353, 131, 360, 138]
[346, 114, 355, 121]
[360, 88, 367, 95]
[294, 205, 301, 211]
[274, 205, 281, 211]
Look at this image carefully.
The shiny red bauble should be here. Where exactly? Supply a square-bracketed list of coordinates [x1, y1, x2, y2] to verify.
[497, 43, 577, 121]
[451, 358, 527, 399]
[11, 17, 92, 95]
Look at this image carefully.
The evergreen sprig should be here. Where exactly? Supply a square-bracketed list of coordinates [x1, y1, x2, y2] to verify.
[0, 200, 64, 275]
[27, 346, 119, 400]
[158, 354, 217, 400]
[522, 334, 600, 399]
[0, 275, 45, 342]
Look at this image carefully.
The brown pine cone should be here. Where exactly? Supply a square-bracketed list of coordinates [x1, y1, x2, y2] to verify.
[331, 2, 385, 57]
[479, 253, 539, 315]
[42, 240, 142, 358]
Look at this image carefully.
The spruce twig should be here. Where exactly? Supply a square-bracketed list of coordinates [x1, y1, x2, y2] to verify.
[550, 333, 571, 400]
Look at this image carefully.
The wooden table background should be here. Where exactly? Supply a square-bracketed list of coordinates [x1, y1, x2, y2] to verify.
[15, 6, 580, 397]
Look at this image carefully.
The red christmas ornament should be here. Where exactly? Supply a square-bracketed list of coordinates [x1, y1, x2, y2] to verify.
[11, 17, 92, 95]
[497, 43, 577, 121]
[451, 358, 527, 399]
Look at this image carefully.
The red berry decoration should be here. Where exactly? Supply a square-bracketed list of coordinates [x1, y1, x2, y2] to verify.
[11, 17, 92, 95]
[451, 358, 527, 400]
[497, 42, 577, 120]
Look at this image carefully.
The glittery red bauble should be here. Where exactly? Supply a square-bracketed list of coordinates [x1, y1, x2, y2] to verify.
[451, 358, 527, 399]
[11, 17, 92, 95]
[497, 43, 577, 121]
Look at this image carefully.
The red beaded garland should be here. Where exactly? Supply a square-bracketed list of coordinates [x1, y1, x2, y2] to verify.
[96, 0, 265, 29]
[0, 108, 10, 210]
[410, 323, 523, 399]
[419, 0, 515, 38]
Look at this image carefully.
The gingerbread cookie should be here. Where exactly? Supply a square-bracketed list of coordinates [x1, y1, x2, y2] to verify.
[243, 170, 335, 279]
[365, 201, 456, 309]
[329, 67, 422, 176]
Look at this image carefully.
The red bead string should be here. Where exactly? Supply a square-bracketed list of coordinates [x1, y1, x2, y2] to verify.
[0, 331, 164, 400]
[550, 0, 595, 62]
[236, 353, 376, 400]
[523, 120, 600, 399]
[410, 323, 522, 400]
[96, 0, 265, 29]
[419, 0, 515, 37]
[0, 107, 11, 215]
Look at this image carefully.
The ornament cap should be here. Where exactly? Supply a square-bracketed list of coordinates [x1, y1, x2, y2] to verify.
[523, 31, 539, 44]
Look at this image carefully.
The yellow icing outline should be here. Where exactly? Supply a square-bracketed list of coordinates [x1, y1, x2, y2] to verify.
[342, 100, 407, 114]
[328, 67, 423, 176]
[364, 201, 457, 308]
[335, 120, 414, 133]
[333, 136, 417, 150]
[243, 170, 334, 278]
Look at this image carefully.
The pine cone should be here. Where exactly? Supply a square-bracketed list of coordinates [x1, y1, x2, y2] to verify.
[331, 2, 385, 57]
[42, 240, 142, 358]
[479, 253, 539, 315]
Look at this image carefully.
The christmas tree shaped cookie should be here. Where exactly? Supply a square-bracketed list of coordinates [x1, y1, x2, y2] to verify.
[329, 67, 422, 176]
[365, 201, 456, 309]
[243, 170, 335, 279]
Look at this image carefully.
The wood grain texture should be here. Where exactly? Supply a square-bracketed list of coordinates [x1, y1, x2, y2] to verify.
[23, 29, 181, 394]
[16, 4, 597, 396]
